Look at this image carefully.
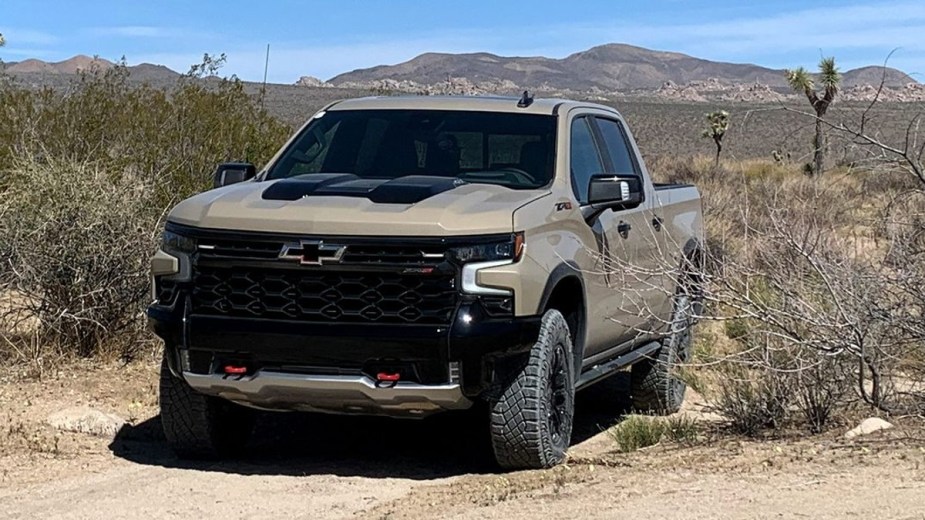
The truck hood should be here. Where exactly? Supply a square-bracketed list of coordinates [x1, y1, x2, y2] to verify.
[168, 175, 548, 236]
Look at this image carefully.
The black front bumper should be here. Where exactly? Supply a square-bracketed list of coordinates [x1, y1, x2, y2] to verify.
[149, 297, 540, 398]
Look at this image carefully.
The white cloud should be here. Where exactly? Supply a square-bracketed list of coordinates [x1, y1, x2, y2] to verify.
[0, 27, 59, 46]
[87, 26, 202, 39]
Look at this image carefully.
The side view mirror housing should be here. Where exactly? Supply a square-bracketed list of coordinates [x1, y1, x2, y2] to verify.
[583, 174, 644, 223]
[213, 162, 256, 188]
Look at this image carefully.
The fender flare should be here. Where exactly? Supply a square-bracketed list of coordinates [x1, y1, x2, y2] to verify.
[536, 262, 588, 370]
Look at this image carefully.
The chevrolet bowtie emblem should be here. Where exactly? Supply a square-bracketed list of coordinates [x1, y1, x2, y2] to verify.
[279, 240, 347, 265]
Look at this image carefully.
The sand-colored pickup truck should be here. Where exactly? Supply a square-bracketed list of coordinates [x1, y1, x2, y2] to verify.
[148, 94, 704, 469]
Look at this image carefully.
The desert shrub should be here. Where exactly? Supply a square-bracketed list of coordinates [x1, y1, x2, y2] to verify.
[714, 360, 791, 436]
[642, 155, 925, 433]
[0, 58, 292, 363]
[608, 414, 699, 452]
[0, 60, 290, 208]
[608, 415, 668, 452]
[691, 160, 925, 431]
[794, 356, 852, 433]
[0, 159, 159, 360]
[663, 414, 699, 444]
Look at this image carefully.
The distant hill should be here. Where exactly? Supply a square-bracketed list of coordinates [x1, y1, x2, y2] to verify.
[329, 43, 917, 91]
[1, 55, 180, 82]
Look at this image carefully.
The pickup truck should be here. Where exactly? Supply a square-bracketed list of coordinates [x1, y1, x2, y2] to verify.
[148, 95, 704, 469]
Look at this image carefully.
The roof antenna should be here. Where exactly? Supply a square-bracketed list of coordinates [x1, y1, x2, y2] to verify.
[517, 90, 534, 108]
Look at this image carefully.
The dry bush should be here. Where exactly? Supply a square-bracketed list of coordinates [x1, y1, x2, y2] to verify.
[712, 353, 791, 436]
[714, 170, 922, 423]
[0, 58, 292, 365]
[0, 159, 160, 362]
[631, 157, 924, 433]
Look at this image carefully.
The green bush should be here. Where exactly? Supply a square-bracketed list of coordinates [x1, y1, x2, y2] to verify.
[608, 415, 667, 452]
[0, 59, 292, 362]
[0, 60, 290, 207]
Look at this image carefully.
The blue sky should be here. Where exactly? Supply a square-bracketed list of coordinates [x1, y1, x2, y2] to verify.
[1, 0, 923, 83]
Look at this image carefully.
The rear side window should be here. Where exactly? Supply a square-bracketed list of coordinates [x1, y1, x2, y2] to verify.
[569, 117, 604, 203]
[596, 118, 639, 176]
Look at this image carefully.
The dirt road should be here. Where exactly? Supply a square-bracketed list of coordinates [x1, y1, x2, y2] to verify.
[1, 362, 923, 519]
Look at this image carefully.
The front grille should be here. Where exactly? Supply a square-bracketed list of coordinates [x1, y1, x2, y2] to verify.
[190, 266, 457, 325]
[196, 237, 446, 265]
[341, 244, 446, 265]
[197, 238, 284, 261]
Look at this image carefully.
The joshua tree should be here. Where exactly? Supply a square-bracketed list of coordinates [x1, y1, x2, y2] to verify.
[0, 33, 5, 47]
[701, 110, 729, 166]
[787, 57, 841, 175]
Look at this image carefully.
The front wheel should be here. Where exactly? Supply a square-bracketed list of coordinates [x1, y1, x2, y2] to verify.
[159, 356, 255, 459]
[489, 309, 575, 470]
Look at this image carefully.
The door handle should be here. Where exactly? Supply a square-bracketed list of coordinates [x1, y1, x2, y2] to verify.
[617, 221, 631, 239]
[652, 215, 663, 231]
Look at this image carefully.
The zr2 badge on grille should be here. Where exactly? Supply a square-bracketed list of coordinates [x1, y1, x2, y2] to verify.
[279, 240, 347, 265]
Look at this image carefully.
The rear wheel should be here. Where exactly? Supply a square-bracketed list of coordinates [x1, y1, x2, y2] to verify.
[631, 293, 693, 414]
[489, 309, 575, 469]
[159, 356, 255, 459]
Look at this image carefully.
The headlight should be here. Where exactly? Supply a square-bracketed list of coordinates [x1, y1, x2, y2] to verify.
[450, 232, 524, 263]
[156, 229, 195, 283]
[162, 230, 197, 255]
[457, 232, 524, 296]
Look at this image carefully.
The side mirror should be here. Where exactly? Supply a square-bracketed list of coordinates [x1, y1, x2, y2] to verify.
[588, 174, 643, 208]
[212, 162, 256, 188]
[583, 174, 644, 224]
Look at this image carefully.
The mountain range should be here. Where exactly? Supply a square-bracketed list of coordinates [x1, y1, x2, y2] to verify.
[2, 44, 917, 93]
[329, 44, 916, 91]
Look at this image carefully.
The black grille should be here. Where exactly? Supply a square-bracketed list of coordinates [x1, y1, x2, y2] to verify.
[196, 238, 446, 265]
[341, 244, 445, 265]
[190, 266, 457, 324]
[197, 238, 284, 261]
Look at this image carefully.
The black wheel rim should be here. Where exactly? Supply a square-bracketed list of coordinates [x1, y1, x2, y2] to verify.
[546, 343, 571, 446]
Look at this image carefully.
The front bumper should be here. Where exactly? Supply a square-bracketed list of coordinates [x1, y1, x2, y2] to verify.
[149, 298, 541, 417]
[184, 371, 470, 417]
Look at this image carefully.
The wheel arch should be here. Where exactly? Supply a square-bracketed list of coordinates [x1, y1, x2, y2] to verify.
[537, 263, 587, 374]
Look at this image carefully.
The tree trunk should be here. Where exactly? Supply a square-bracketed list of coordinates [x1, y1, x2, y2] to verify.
[713, 136, 722, 167]
[813, 114, 825, 175]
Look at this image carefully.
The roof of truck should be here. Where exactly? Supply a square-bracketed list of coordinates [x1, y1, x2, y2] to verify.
[325, 95, 620, 116]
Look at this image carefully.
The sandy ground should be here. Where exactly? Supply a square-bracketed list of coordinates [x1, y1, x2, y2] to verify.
[1, 361, 923, 520]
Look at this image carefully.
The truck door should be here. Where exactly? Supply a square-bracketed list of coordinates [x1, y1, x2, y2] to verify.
[570, 115, 661, 359]
[591, 116, 670, 333]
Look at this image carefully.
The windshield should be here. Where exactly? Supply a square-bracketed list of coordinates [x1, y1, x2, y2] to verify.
[266, 109, 557, 190]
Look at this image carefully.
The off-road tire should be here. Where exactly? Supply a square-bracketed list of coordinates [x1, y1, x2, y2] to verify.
[159, 357, 255, 459]
[631, 293, 693, 414]
[489, 309, 575, 470]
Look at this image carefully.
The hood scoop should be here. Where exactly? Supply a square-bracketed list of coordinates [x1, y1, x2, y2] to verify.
[262, 174, 467, 204]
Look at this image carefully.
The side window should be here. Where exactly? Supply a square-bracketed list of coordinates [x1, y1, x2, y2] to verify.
[570, 117, 604, 203]
[596, 118, 639, 176]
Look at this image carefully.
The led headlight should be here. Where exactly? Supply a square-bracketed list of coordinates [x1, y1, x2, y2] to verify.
[155, 229, 196, 282]
[456, 233, 524, 296]
[449, 232, 524, 264]
[161, 230, 197, 256]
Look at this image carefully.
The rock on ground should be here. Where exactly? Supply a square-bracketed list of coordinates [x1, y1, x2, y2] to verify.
[844, 417, 894, 439]
[46, 406, 126, 437]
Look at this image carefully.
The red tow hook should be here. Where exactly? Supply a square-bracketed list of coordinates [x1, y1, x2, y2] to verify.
[376, 372, 401, 389]
[224, 365, 248, 376]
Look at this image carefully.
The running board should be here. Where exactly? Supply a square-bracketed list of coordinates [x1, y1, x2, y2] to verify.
[576, 341, 661, 390]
